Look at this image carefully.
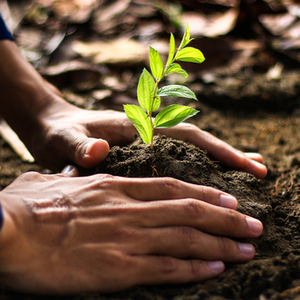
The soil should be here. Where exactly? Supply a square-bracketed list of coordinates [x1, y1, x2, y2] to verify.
[1, 73, 300, 299]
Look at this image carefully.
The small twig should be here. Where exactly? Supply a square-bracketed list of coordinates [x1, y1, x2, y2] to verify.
[0, 119, 34, 163]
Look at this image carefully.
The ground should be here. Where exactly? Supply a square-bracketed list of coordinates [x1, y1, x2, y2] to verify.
[2, 85, 300, 299]
[1, 0, 300, 299]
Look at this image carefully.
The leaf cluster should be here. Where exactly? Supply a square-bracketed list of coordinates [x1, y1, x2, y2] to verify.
[124, 24, 205, 147]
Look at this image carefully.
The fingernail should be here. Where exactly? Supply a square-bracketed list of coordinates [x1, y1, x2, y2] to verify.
[220, 194, 237, 209]
[246, 217, 263, 235]
[238, 243, 255, 256]
[61, 165, 78, 176]
[0, 203, 3, 231]
[208, 261, 224, 272]
[62, 165, 74, 174]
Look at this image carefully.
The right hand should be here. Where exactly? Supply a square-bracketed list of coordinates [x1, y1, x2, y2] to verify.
[0, 172, 263, 295]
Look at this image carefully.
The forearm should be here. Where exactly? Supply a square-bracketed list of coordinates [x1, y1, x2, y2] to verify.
[0, 41, 50, 135]
[0, 40, 74, 151]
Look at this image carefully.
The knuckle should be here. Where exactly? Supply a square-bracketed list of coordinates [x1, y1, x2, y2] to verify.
[160, 177, 181, 197]
[119, 227, 139, 240]
[183, 199, 205, 218]
[158, 256, 178, 274]
[107, 218, 140, 241]
[96, 174, 119, 189]
[180, 123, 198, 132]
[44, 126, 67, 144]
[198, 185, 209, 200]
[177, 226, 198, 246]
[17, 171, 45, 182]
[188, 259, 202, 275]
[217, 237, 231, 254]
[98, 173, 116, 181]
[224, 208, 240, 229]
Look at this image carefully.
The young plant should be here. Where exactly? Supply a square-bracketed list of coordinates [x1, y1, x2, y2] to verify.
[124, 24, 205, 148]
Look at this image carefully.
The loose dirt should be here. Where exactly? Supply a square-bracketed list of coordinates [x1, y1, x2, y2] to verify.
[1, 74, 300, 299]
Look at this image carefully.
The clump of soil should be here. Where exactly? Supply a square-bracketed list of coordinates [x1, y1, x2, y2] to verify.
[94, 135, 300, 300]
[95, 135, 263, 202]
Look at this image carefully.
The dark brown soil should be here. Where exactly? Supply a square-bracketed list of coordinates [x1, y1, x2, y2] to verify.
[2, 0, 300, 298]
[1, 75, 300, 299]
[94, 134, 300, 300]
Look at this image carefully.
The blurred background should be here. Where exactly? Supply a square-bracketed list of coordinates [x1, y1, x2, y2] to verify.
[1, 0, 300, 112]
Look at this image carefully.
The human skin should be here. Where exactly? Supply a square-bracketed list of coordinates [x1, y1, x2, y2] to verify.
[0, 172, 263, 294]
[0, 40, 267, 178]
[0, 39, 265, 294]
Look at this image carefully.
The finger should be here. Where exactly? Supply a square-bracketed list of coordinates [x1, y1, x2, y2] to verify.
[47, 126, 110, 169]
[239, 156, 267, 179]
[73, 137, 110, 168]
[133, 256, 225, 285]
[244, 152, 264, 163]
[160, 124, 267, 179]
[116, 177, 238, 209]
[134, 226, 256, 262]
[61, 165, 79, 177]
[193, 131, 267, 179]
[121, 199, 262, 238]
[68, 197, 261, 251]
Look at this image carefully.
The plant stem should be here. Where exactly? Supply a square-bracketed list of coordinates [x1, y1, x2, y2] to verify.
[149, 77, 161, 148]
[148, 48, 179, 148]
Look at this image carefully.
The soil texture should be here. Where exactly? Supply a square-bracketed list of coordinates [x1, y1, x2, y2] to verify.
[1, 79, 300, 300]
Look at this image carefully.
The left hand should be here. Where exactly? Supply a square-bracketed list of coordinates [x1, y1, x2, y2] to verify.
[0, 40, 267, 177]
[32, 96, 267, 178]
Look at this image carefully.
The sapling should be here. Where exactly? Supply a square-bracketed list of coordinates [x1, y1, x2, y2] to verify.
[124, 24, 205, 148]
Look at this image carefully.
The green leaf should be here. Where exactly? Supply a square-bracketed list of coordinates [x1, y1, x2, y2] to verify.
[137, 68, 155, 112]
[149, 46, 163, 80]
[167, 33, 176, 67]
[124, 105, 153, 144]
[154, 104, 198, 128]
[165, 63, 188, 78]
[178, 23, 193, 50]
[152, 95, 161, 112]
[176, 47, 205, 64]
[157, 85, 197, 100]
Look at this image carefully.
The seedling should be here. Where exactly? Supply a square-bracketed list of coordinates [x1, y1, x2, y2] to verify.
[124, 24, 205, 148]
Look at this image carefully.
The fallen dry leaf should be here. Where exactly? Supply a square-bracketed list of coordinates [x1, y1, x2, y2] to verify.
[72, 38, 148, 65]
[36, 0, 98, 23]
[259, 12, 296, 36]
[39, 59, 103, 74]
[92, 0, 131, 33]
[91, 89, 113, 101]
[39, 60, 104, 90]
[181, 8, 239, 37]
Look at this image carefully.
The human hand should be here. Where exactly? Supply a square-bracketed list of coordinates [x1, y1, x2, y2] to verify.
[33, 94, 266, 178]
[0, 40, 266, 177]
[0, 172, 262, 294]
[158, 123, 267, 179]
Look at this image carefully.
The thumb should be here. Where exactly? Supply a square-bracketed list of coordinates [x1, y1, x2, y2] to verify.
[74, 137, 110, 168]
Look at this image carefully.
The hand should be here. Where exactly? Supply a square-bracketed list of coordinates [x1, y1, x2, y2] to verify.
[0, 41, 267, 177]
[0, 172, 263, 294]
[158, 123, 267, 178]
[34, 96, 267, 178]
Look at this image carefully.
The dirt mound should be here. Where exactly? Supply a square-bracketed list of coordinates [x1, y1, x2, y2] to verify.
[92, 135, 300, 299]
